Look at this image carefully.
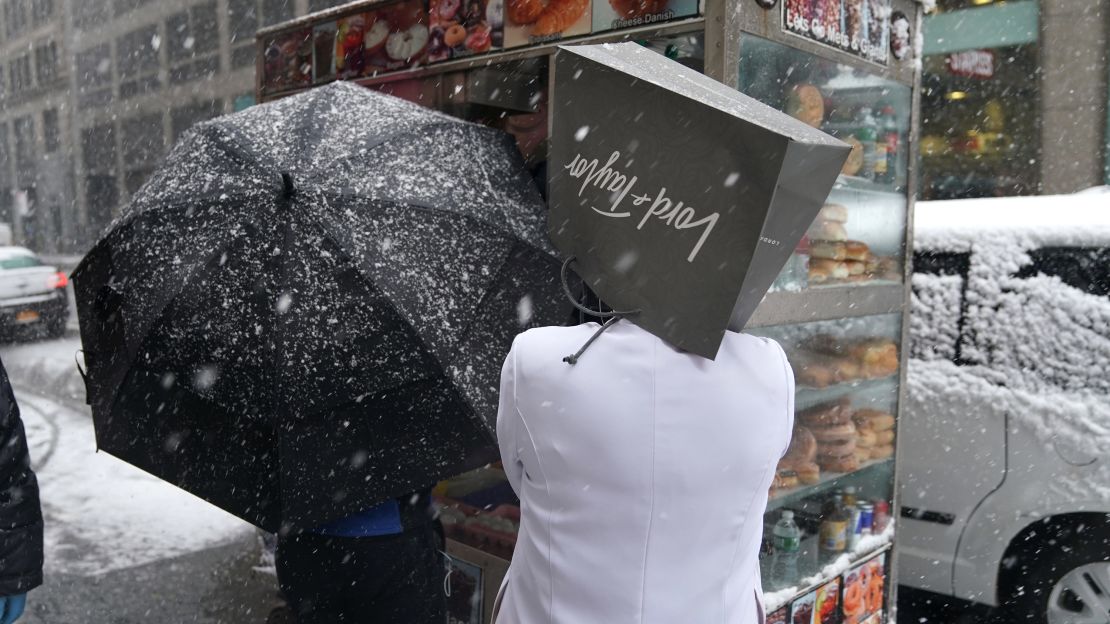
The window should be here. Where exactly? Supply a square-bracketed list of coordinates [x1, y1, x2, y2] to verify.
[13, 115, 35, 183]
[42, 109, 59, 153]
[1013, 247, 1110, 298]
[74, 0, 109, 29]
[30, 0, 50, 24]
[0, 124, 10, 189]
[0, 255, 43, 269]
[82, 122, 119, 234]
[34, 41, 58, 85]
[309, 0, 349, 11]
[167, 2, 220, 84]
[117, 26, 161, 99]
[3, 0, 28, 39]
[9, 54, 32, 93]
[81, 122, 116, 174]
[170, 99, 222, 142]
[229, 0, 294, 70]
[113, 0, 151, 17]
[76, 43, 112, 89]
[121, 113, 163, 193]
[260, 0, 293, 27]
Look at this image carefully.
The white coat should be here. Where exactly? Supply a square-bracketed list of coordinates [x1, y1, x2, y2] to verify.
[494, 320, 794, 624]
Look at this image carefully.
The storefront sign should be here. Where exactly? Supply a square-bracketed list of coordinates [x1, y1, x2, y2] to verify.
[783, 0, 893, 65]
[260, 0, 709, 96]
[592, 0, 698, 33]
[946, 49, 994, 79]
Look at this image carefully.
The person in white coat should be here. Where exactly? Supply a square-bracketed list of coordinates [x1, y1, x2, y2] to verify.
[494, 318, 794, 623]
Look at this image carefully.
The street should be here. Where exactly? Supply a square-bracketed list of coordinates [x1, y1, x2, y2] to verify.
[2, 335, 284, 624]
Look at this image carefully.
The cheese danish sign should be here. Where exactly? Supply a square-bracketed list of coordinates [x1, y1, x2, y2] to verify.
[548, 43, 850, 359]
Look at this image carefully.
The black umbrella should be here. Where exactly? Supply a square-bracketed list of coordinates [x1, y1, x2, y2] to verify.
[73, 81, 569, 533]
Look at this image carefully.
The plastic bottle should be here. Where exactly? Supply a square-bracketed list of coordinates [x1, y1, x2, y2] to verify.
[878, 104, 899, 185]
[819, 494, 849, 563]
[855, 107, 879, 180]
[771, 510, 803, 586]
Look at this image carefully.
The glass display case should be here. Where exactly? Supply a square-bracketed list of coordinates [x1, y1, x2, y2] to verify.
[739, 35, 910, 293]
[256, 1, 922, 621]
[750, 314, 900, 611]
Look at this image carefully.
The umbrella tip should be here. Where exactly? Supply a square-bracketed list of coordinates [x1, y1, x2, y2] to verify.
[281, 172, 295, 198]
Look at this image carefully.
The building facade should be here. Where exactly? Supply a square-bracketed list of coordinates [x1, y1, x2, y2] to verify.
[2, 0, 1108, 254]
[919, 0, 1110, 199]
[0, 0, 351, 254]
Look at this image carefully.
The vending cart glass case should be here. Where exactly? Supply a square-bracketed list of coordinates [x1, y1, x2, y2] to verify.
[255, 0, 923, 620]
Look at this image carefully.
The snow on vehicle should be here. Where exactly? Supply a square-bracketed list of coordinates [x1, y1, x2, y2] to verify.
[0, 246, 69, 339]
[899, 190, 1110, 624]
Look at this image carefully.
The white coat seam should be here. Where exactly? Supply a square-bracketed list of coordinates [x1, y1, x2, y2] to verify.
[510, 346, 555, 624]
[638, 336, 658, 621]
[722, 458, 776, 623]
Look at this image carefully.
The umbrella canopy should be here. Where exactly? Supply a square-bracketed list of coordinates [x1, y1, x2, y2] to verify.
[73, 81, 568, 532]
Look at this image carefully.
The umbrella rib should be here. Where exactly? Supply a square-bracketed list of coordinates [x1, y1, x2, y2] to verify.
[307, 120, 499, 181]
[98, 227, 258, 435]
[315, 189, 554, 257]
[293, 205, 488, 421]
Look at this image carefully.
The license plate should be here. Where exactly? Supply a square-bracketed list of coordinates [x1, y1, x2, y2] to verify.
[15, 310, 40, 323]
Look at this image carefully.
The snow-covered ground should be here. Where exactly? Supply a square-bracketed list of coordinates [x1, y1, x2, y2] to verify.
[4, 337, 253, 576]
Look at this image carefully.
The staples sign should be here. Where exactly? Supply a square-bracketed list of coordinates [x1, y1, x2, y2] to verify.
[946, 50, 994, 79]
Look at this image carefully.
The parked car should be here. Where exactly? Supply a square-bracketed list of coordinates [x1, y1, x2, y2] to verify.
[899, 191, 1110, 624]
[0, 246, 69, 339]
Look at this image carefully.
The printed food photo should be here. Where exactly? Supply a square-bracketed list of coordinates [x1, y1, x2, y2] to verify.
[592, 0, 698, 33]
[334, 1, 430, 77]
[503, 0, 592, 47]
[428, 0, 501, 62]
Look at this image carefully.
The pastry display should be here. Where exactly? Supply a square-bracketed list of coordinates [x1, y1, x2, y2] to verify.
[853, 409, 896, 460]
[786, 83, 826, 128]
[777, 425, 821, 488]
[805, 203, 899, 286]
[788, 335, 899, 388]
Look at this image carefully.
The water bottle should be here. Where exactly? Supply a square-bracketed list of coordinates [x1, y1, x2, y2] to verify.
[771, 510, 803, 586]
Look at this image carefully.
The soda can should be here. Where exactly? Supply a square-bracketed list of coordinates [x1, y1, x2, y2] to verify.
[846, 506, 862, 550]
[858, 502, 875, 536]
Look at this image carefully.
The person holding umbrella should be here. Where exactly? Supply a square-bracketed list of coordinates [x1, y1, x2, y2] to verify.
[273, 489, 446, 623]
[71, 83, 570, 624]
[0, 357, 44, 624]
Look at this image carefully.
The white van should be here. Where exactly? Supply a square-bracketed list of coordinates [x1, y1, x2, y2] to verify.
[898, 190, 1110, 624]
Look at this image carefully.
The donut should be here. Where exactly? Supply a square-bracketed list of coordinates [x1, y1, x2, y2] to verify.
[773, 469, 799, 490]
[798, 399, 853, 427]
[871, 444, 894, 459]
[820, 454, 860, 473]
[856, 428, 877, 448]
[875, 430, 895, 445]
[818, 203, 849, 223]
[811, 422, 857, 442]
[786, 83, 825, 128]
[854, 410, 895, 432]
[844, 240, 870, 261]
[783, 426, 818, 463]
[796, 462, 821, 484]
[817, 438, 857, 458]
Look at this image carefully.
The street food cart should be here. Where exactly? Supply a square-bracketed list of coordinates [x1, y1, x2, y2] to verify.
[257, 1, 924, 621]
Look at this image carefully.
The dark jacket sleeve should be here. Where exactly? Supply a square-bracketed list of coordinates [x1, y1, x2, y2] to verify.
[0, 357, 44, 595]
